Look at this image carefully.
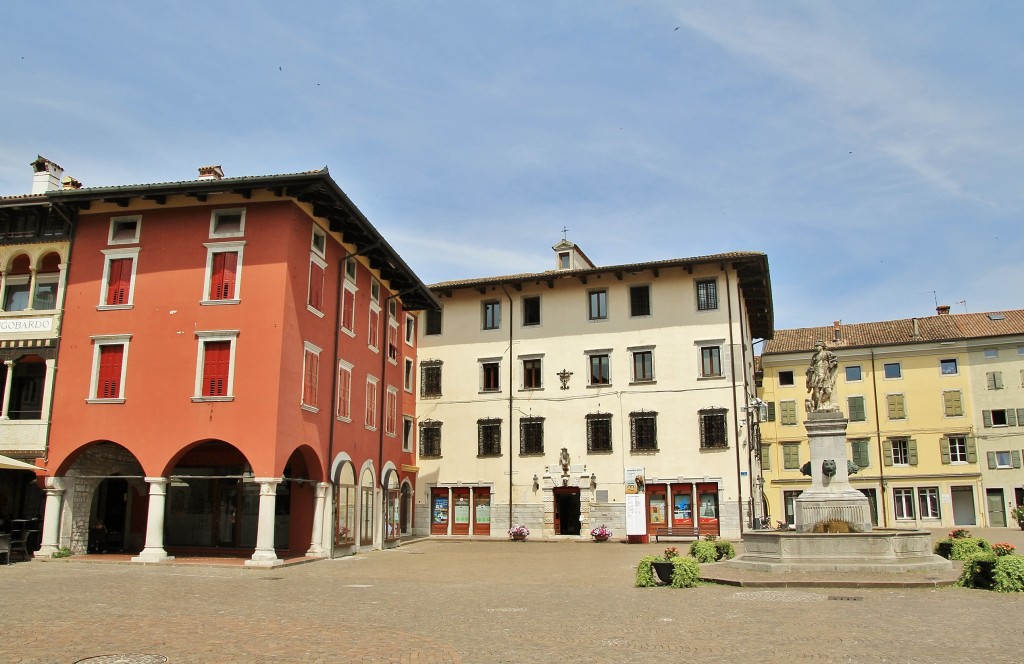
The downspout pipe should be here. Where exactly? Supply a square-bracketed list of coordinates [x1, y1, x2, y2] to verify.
[870, 348, 888, 527]
[724, 266, 744, 537]
[500, 285, 514, 530]
[325, 251, 347, 557]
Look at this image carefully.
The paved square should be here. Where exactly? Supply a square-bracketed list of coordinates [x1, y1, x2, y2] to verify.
[3, 537, 1023, 663]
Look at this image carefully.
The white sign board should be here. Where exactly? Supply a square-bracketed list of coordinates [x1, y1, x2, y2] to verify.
[624, 466, 646, 536]
[0, 317, 53, 333]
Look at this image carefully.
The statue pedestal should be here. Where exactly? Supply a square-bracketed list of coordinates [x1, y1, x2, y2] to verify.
[794, 411, 872, 532]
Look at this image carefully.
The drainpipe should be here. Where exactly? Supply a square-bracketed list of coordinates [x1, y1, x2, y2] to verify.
[724, 266, 744, 537]
[500, 286, 514, 530]
[325, 251, 346, 557]
[870, 349, 888, 527]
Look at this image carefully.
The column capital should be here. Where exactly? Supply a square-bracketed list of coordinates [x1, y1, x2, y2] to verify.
[314, 481, 330, 498]
[44, 476, 65, 492]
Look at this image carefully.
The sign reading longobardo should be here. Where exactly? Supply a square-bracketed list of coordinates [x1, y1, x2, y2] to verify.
[0, 317, 53, 332]
[624, 466, 646, 536]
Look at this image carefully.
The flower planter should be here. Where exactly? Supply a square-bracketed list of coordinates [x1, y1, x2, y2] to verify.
[593, 535, 610, 542]
[651, 561, 674, 584]
[511, 533, 527, 542]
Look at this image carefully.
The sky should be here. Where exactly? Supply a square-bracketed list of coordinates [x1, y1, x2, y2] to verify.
[2, 2, 1021, 332]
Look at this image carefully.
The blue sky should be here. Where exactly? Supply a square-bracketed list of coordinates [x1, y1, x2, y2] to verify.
[2, 2, 1021, 331]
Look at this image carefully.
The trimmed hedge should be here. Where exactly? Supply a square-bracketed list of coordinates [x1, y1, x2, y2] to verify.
[669, 556, 701, 588]
[689, 540, 718, 563]
[993, 556, 1024, 593]
[715, 541, 736, 561]
[635, 555, 660, 588]
[934, 536, 992, 561]
[957, 551, 998, 589]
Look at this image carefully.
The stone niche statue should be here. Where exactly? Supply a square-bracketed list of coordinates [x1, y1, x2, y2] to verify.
[560, 447, 570, 476]
[804, 341, 840, 413]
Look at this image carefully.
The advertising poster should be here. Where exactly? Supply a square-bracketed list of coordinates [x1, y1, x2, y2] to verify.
[624, 466, 646, 536]
[432, 496, 448, 524]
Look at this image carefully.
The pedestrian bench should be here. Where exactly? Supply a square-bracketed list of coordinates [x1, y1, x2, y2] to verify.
[654, 527, 698, 543]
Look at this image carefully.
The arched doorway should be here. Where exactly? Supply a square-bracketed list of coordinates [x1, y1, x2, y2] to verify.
[359, 468, 375, 547]
[165, 441, 257, 550]
[89, 477, 129, 553]
[333, 461, 356, 554]
[400, 481, 413, 535]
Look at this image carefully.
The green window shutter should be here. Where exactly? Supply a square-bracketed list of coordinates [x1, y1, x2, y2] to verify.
[851, 440, 869, 468]
[1009, 409, 1019, 427]
[966, 437, 977, 463]
[883, 440, 893, 466]
[760, 445, 771, 470]
[1013, 450, 1022, 469]
[988, 451, 997, 469]
[995, 372, 1004, 389]
[983, 410, 993, 427]
[939, 437, 950, 465]
[1017, 408, 1024, 426]
[886, 396, 897, 420]
[944, 390, 962, 417]
[848, 396, 865, 421]
[766, 402, 776, 422]
[908, 438, 918, 465]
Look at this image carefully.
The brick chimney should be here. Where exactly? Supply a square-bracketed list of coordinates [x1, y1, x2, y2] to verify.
[936, 305, 951, 315]
[832, 320, 841, 343]
[198, 165, 224, 181]
[30, 156, 64, 194]
[61, 175, 83, 190]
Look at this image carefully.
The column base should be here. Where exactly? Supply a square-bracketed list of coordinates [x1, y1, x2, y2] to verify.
[132, 548, 175, 563]
[246, 548, 283, 567]
[305, 545, 327, 557]
[33, 545, 58, 559]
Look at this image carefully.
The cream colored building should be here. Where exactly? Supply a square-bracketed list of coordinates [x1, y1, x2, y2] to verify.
[759, 308, 1024, 530]
[413, 241, 773, 539]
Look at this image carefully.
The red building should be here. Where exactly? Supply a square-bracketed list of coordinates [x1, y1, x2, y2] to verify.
[34, 166, 436, 565]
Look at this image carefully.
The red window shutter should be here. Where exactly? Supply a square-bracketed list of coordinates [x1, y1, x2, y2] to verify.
[106, 258, 133, 305]
[342, 288, 355, 330]
[97, 345, 124, 398]
[338, 368, 352, 419]
[308, 262, 324, 310]
[203, 341, 231, 396]
[366, 381, 377, 428]
[303, 351, 319, 406]
[368, 310, 379, 348]
[210, 252, 238, 300]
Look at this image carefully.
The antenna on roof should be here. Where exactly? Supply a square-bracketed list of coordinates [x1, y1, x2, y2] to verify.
[561, 225, 569, 241]
[956, 300, 967, 313]
[919, 290, 938, 309]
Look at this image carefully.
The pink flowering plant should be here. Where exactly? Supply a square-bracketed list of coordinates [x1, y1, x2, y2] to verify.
[508, 524, 529, 538]
[590, 525, 612, 539]
[949, 528, 971, 539]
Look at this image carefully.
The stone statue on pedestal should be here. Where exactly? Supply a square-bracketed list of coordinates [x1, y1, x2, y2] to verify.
[805, 341, 839, 412]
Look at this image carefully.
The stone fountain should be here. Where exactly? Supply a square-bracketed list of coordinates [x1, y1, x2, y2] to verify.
[725, 342, 951, 573]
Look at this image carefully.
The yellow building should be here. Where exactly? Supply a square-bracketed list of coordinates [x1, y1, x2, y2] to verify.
[756, 309, 1024, 529]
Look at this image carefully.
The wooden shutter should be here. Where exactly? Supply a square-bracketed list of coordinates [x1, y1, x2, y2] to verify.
[883, 440, 893, 466]
[1013, 450, 1022, 469]
[887, 394, 905, 420]
[987, 371, 1003, 389]
[308, 261, 324, 310]
[781, 401, 796, 425]
[939, 437, 950, 464]
[97, 345, 123, 399]
[106, 258, 132, 305]
[210, 251, 238, 300]
[202, 341, 231, 396]
[303, 351, 319, 406]
[967, 437, 977, 463]
[983, 410, 993, 427]
[848, 396, 865, 421]
[855, 441, 869, 468]
[760, 444, 770, 470]
[943, 390, 962, 417]
[342, 288, 355, 331]
[368, 310, 380, 348]
[988, 451, 997, 469]
[907, 438, 918, 465]
[337, 367, 352, 419]
[365, 380, 377, 428]
[766, 402, 775, 422]
[1009, 409, 1019, 427]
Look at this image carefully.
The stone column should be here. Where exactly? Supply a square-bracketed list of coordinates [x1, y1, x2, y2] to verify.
[306, 481, 329, 557]
[0, 360, 14, 419]
[247, 478, 283, 567]
[34, 478, 65, 558]
[26, 267, 37, 309]
[794, 412, 872, 532]
[132, 477, 175, 562]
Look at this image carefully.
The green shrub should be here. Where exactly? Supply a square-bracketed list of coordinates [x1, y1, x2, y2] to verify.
[50, 546, 72, 559]
[714, 541, 736, 561]
[689, 540, 718, 563]
[993, 555, 1024, 593]
[935, 537, 992, 561]
[957, 551, 998, 589]
[669, 556, 701, 588]
[635, 555, 660, 588]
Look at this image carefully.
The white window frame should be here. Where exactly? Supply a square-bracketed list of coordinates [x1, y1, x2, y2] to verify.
[336, 359, 353, 422]
[341, 282, 358, 337]
[948, 435, 968, 463]
[387, 318, 400, 365]
[201, 241, 245, 305]
[845, 365, 863, 382]
[984, 348, 998, 358]
[108, 215, 141, 245]
[311, 225, 327, 258]
[368, 303, 381, 353]
[301, 341, 322, 412]
[629, 345, 655, 383]
[404, 358, 415, 393]
[479, 357, 502, 393]
[98, 247, 141, 310]
[893, 487, 915, 520]
[87, 334, 131, 403]
[699, 344, 723, 379]
[883, 362, 902, 379]
[891, 439, 909, 466]
[404, 313, 415, 346]
[209, 208, 246, 239]
[585, 349, 612, 387]
[996, 451, 1013, 469]
[191, 330, 239, 402]
[344, 257, 357, 283]
[918, 487, 940, 519]
[520, 354, 544, 391]
[402, 415, 414, 452]
[939, 358, 958, 376]
[587, 288, 608, 321]
[370, 278, 381, 304]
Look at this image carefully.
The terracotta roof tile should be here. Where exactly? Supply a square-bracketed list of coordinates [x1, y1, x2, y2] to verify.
[764, 309, 1024, 355]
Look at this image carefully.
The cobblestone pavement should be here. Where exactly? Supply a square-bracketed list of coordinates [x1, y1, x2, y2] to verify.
[3, 533, 1024, 663]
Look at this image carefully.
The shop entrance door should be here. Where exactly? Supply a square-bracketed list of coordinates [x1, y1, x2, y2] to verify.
[952, 486, 977, 526]
[553, 487, 581, 535]
[987, 489, 1007, 527]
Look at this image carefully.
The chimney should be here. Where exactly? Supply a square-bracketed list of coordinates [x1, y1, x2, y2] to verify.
[936, 305, 951, 315]
[30, 156, 64, 194]
[912, 318, 920, 338]
[61, 175, 83, 190]
[832, 320, 841, 343]
[198, 165, 224, 181]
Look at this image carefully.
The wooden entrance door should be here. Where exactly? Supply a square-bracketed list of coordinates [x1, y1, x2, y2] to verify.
[451, 487, 471, 535]
[430, 488, 449, 535]
[646, 485, 667, 536]
[473, 488, 491, 535]
[553, 487, 581, 535]
[697, 482, 719, 536]
[670, 483, 694, 535]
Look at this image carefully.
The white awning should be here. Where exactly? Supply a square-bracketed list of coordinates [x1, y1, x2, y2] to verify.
[0, 454, 43, 471]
